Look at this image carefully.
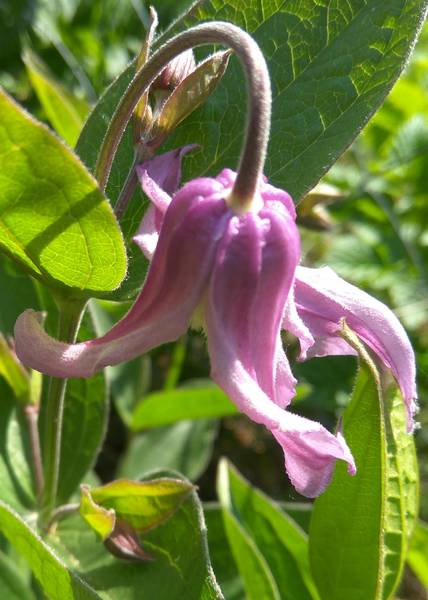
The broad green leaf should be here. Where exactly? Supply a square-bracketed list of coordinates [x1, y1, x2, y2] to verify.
[407, 521, 428, 588]
[0, 87, 126, 294]
[0, 549, 35, 600]
[76, 0, 428, 251]
[57, 371, 108, 505]
[0, 501, 100, 599]
[218, 508, 280, 600]
[119, 419, 219, 482]
[309, 338, 418, 600]
[49, 475, 223, 599]
[23, 49, 90, 147]
[204, 505, 245, 600]
[0, 380, 34, 511]
[131, 384, 237, 430]
[86, 477, 194, 532]
[218, 460, 318, 600]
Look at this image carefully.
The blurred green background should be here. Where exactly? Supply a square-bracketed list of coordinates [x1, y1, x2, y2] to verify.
[0, 1, 427, 595]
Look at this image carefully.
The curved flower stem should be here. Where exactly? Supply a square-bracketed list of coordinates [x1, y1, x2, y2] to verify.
[23, 404, 44, 501]
[39, 298, 86, 529]
[95, 21, 271, 208]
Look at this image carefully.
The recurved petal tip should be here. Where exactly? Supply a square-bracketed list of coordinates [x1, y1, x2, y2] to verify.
[272, 416, 356, 498]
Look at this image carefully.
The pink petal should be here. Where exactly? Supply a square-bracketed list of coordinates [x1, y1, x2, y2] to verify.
[134, 145, 198, 259]
[294, 266, 418, 430]
[15, 181, 229, 379]
[205, 207, 355, 496]
[133, 205, 159, 259]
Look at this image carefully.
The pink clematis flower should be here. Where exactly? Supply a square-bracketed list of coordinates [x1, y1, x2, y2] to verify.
[14, 149, 416, 497]
[136, 149, 418, 433]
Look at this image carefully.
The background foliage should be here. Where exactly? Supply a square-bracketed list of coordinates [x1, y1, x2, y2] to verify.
[0, 0, 427, 598]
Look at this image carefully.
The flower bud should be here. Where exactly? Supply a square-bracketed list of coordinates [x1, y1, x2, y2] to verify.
[152, 50, 196, 91]
[104, 519, 153, 562]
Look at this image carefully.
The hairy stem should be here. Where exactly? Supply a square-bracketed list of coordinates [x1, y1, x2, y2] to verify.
[95, 21, 271, 207]
[39, 299, 85, 528]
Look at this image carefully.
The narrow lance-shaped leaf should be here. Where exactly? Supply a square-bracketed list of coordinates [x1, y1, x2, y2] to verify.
[23, 49, 90, 147]
[131, 384, 237, 430]
[218, 460, 319, 600]
[0, 88, 126, 294]
[309, 328, 418, 600]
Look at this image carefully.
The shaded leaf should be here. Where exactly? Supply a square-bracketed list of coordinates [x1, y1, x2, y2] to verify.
[0, 380, 34, 511]
[57, 370, 108, 505]
[49, 474, 223, 599]
[204, 505, 245, 600]
[219, 509, 280, 600]
[119, 419, 219, 482]
[0, 501, 100, 599]
[131, 383, 237, 430]
[218, 460, 318, 600]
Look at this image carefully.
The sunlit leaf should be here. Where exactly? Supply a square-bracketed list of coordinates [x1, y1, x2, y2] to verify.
[0, 88, 126, 294]
[309, 330, 418, 600]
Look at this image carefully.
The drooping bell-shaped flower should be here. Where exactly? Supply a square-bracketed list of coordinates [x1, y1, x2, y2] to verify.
[136, 149, 418, 433]
[15, 165, 357, 498]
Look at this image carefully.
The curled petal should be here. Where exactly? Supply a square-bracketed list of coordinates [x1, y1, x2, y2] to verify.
[134, 145, 197, 259]
[271, 418, 355, 498]
[282, 285, 315, 360]
[15, 184, 229, 379]
[136, 144, 198, 209]
[294, 266, 417, 430]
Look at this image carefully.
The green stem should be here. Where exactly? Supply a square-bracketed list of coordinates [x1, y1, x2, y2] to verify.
[39, 299, 85, 528]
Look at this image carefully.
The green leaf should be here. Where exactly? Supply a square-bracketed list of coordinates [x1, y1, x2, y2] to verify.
[218, 460, 318, 600]
[0, 500, 100, 599]
[49, 475, 223, 599]
[131, 383, 237, 430]
[80, 486, 116, 540]
[0, 549, 35, 600]
[219, 508, 280, 600]
[0, 380, 34, 511]
[23, 49, 90, 147]
[0, 87, 126, 294]
[77, 0, 428, 209]
[85, 477, 194, 533]
[119, 419, 219, 482]
[57, 371, 108, 505]
[309, 335, 419, 600]
[407, 521, 428, 588]
[204, 505, 245, 600]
